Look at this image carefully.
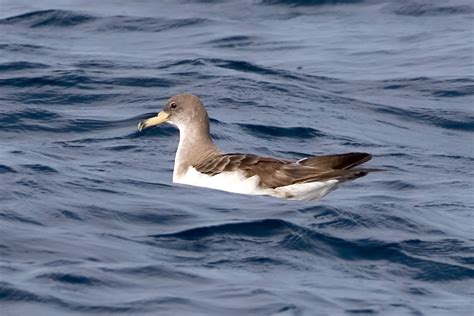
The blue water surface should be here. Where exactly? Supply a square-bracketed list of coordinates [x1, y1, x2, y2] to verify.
[1, 0, 473, 315]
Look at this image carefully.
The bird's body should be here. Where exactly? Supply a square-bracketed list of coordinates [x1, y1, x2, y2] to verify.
[138, 94, 376, 201]
[175, 165, 340, 200]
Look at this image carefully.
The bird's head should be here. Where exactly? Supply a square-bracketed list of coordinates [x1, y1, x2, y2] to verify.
[138, 93, 209, 132]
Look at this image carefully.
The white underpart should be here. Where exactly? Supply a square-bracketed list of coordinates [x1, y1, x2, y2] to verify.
[174, 167, 269, 195]
[274, 179, 340, 201]
[174, 166, 340, 201]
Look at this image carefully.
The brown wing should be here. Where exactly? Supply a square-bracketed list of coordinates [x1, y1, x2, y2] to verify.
[297, 152, 372, 170]
[194, 152, 373, 189]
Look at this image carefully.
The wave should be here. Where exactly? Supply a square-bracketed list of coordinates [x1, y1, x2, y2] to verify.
[261, 0, 363, 6]
[0, 109, 146, 134]
[21, 164, 58, 174]
[432, 87, 474, 98]
[96, 16, 208, 32]
[0, 211, 43, 226]
[102, 77, 176, 88]
[35, 273, 104, 286]
[0, 164, 17, 174]
[152, 219, 297, 239]
[372, 180, 416, 191]
[204, 35, 260, 48]
[0, 108, 60, 122]
[0, 43, 53, 53]
[99, 264, 207, 282]
[0, 9, 96, 27]
[12, 91, 117, 106]
[0, 9, 209, 32]
[238, 123, 325, 139]
[154, 58, 338, 92]
[261, 0, 474, 17]
[386, 2, 474, 16]
[381, 77, 474, 98]
[0, 71, 176, 90]
[0, 61, 49, 71]
[203, 58, 283, 76]
[151, 219, 474, 281]
[0, 72, 96, 88]
[373, 105, 474, 132]
[0, 281, 139, 313]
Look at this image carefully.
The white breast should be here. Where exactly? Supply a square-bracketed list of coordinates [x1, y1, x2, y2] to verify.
[174, 167, 270, 195]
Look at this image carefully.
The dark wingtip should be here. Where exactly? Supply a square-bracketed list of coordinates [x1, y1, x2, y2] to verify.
[298, 152, 374, 170]
[339, 152, 372, 169]
[357, 152, 372, 164]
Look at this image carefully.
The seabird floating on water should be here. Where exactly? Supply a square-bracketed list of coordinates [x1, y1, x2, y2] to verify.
[138, 94, 376, 201]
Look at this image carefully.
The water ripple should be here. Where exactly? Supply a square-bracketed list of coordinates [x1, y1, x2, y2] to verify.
[0, 9, 210, 33]
[151, 219, 474, 281]
[0, 9, 96, 28]
[0, 61, 49, 71]
[238, 123, 325, 139]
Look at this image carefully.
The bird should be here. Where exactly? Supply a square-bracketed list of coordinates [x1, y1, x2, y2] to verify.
[138, 93, 377, 201]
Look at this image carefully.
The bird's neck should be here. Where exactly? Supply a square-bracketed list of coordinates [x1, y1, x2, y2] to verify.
[173, 124, 220, 181]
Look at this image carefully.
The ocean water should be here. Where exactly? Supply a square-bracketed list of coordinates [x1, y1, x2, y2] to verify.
[0, 0, 473, 315]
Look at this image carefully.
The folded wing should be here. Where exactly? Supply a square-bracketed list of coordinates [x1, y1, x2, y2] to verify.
[194, 152, 373, 189]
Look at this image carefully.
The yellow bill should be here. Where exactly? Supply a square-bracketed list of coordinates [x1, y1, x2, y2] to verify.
[138, 111, 170, 131]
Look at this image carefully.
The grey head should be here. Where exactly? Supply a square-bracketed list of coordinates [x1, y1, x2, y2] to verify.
[138, 93, 210, 133]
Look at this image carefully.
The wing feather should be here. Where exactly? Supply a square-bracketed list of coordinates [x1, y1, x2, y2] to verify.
[194, 152, 373, 189]
[297, 152, 371, 169]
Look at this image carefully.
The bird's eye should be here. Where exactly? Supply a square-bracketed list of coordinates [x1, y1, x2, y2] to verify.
[170, 102, 177, 109]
